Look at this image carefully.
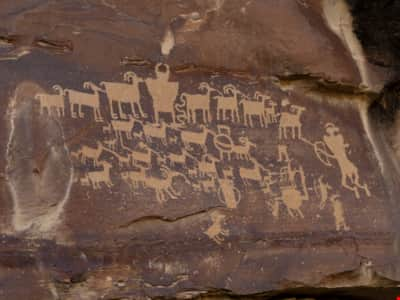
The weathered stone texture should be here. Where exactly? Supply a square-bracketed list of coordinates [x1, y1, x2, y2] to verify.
[0, 1, 400, 299]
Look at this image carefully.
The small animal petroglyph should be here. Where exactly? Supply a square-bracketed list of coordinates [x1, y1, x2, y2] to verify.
[277, 184, 308, 218]
[205, 211, 229, 244]
[232, 136, 256, 160]
[141, 121, 168, 145]
[279, 104, 305, 139]
[71, 142, 104, 167]
[180, 125, 212, 152]
[239, 158, 268, 186]
[110, 116, 137, 140]
[80, 161, 113, 190]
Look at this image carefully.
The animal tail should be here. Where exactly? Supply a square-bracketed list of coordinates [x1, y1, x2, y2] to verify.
[175, 95, 187, 124]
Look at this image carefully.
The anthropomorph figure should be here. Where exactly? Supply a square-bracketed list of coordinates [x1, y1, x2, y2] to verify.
[321, 123, 370, 199]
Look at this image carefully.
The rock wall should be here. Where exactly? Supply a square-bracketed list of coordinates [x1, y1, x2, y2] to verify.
[0, 1, 399, 299]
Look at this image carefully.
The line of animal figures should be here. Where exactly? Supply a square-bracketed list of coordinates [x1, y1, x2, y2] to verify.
[33, 64, 371, 227]
[34, 63, 282, 128]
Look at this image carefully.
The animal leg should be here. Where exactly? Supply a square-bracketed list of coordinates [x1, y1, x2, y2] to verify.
[234, 110, 239, 123]
[342, 174, 360, 198]
[136, 103, 148, 118]
[79, 105, 85, 118]
[205, 110, 210, 123]
[71, 104, 78, 118]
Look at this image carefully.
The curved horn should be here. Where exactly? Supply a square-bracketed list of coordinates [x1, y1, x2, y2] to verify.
[198, 82, 210, 91]
[52, 85, 63, 94]
[155, 62, 163, 71]
[123, 71, 136, 82]
[83, 81, 92, 89]
[223, 84, 236, 95]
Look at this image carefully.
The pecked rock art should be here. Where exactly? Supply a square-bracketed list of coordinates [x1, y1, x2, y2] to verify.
[23, 63, 377, 242]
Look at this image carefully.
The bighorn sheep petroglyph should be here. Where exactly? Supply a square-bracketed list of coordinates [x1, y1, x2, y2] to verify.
[179, 82, 219, 123]
[64, 81, 103, 122]
[100, 71, 146, 119]
[34, 85, 65, 117]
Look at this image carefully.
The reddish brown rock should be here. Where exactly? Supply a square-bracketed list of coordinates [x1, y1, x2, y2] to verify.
[0, 1, 399, 299]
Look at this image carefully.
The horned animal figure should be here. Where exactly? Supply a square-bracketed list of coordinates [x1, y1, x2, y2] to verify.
[239, 91, 270, 127]
[278, 104, 305, 139]
[179, 82, 219, 124]
[64, 81, 103, 122]
[180, 125, 213, 152]
[100, 71, 146, 119]
[35, 85, 65, 117]
[80, 161, 113, 190]
[215, 84, 243, 122]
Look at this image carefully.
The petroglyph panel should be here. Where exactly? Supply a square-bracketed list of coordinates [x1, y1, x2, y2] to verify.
[0, 48, 397, 300]
[3, 63, 386, 243]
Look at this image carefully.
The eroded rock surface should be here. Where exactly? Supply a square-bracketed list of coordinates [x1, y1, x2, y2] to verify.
[0, 1, 399, 299]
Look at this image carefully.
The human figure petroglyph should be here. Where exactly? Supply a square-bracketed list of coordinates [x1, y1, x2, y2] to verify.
[71, 142, 104, 167]
[100, 71, 146, 119]
[278, 103, 305, 139]
[314, 176, 332, 209]
[80, 161, 113, 190]
[329, 194, 350, 231]
[277, 144, 289, 162]
[316, 123, 370, 199]
[145, 63, 179, 123]
[64, 81, 103, 122]
[215, 84, 242, 122]
[180, 82, 218, 123]
[205, 211, 229, 244]
[110, 116, 137, 140]
[34, 85, 65, 117]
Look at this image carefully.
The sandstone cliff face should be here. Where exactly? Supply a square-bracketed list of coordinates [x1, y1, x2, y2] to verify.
[0, 1, 399, 299]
